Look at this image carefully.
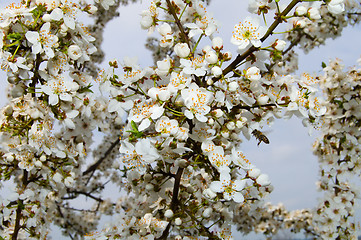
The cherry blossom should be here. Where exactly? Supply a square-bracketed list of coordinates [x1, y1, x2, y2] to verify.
[210, 173, 246, 203]
[231, 16, 266, 50]
[0, 0, 360, 239]
[25, 22, 58, 58]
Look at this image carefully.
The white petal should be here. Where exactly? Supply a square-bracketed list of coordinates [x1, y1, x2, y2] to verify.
[56, 151, 66, 158]
[150, 105, 164, 120]
[138, 118, 151, 131]
[108, 99, 119, 112]
[48, 94, 59, 105]
[50, 8, 63, 21]
[64, 118, 75, 129]
[184, 110, 194, 119]
[25, 31, 39, 44]
[64, 15, 75, 29]
[44, 46, 55, 58]
[195, 113, 207, 122]
[67, 110, 79, 118]
[232, 192, 244, 203]
[210, 181, 222, 193]
[60, 93, 72, 102]
[233, 179, 246, 191]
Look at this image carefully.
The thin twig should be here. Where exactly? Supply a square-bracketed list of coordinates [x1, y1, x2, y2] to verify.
[165, 0, 192, 50]
[83, 138, 120, 176]
[220, 0, 301, 77]
[156, 167, 184, 240]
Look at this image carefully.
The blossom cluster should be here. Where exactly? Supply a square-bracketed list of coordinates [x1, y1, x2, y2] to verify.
[0, 0, 360, 239]
[312, 58, 361, 239]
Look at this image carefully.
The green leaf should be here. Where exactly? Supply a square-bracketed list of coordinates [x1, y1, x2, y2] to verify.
[321, 62, 327, 68]
[6, 33, 22, 41]
[131, 120, 138, 132]
[78, 84, 93, 93]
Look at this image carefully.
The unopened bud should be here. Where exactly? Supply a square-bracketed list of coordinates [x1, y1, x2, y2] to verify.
[202, 207, 213, 218]
[226, 121, 235, 130]
[164, 209, 174, 218]
[211, 66, 222, 77]
[228, 81, 238, 92]
[175, 218, 182, 226]
[212, 37, 223, 50]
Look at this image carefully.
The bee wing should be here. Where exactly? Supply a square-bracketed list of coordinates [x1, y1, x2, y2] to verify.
[242, 128, 251, 140]
[261, 130, 272, 135]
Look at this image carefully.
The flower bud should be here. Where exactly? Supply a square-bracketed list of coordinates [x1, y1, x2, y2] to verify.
[35, 160, 42, 168]
[87, 5, 97, 14]
[4, 106, 13, 116]
[60, 23, 68, 33]
[64, 177, 74, 187]
[68, 45, 82, 60]
[245, 66, 261, 81]
[42, 13, 51, 22]
[212, 109, 223, 118]
[202, 207, 213, 218]
[175, 218, 182, 225]
[308, 7, 321, 20]
[257, 94, 269, 105]
[40, 155, 47, 162]
[148, 87, 159, 100]
[211, 66, 222, 77]
[140, 12, 153, 29]
[53, 172, 63, 183]
[226, 121, 235, 130]
[256, 174, 271, 186]
[30, 109, 41, 119]
[223, 51, 232, 61]
[212, 37, 223, 50]
[248, 168, 261, 179]
[174, 43, 190, 58]
[236, 120, 245, 128]
[6, 154, 14, 162]
[144, 173, 152, 182]
[221, 130, 229, 138]
[295, 6, 307, 16]
[274, 39, 286, 51]
[203, 188, 216, 199]
[158, 23, 172, 36]
[228, 81, 238, 92]
[205, 51, 218, 64]
[177, 159, 188, 168]
[202, 45, 212, 54]
[164, 209, 174, 218]
[294, 19, 306, 28]
[158, 89, 171, 101]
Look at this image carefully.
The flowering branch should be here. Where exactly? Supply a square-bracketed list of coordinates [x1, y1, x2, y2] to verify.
[221, 0, 301, 77]
[165, 0, 191, 50]
[0, 0, 360, 239]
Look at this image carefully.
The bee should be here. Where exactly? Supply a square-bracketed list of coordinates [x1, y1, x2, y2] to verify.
[252, 129, 270, 146]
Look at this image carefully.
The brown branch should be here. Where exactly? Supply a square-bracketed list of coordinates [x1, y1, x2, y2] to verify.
[12, 170, 28, 240]
[182, 206, 220, 239]
[64, 190, 104, 203]
[83, 138, 120, 176]
[165, 0, 191, 50]
[221, 0, 301, 77]
[56, 205, 75, 240]
[156, 167, 184, 240]
[12, 201, 23, 240]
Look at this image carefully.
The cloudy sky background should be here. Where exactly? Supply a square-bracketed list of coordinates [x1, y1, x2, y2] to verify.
[0, 0, 361, 239]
